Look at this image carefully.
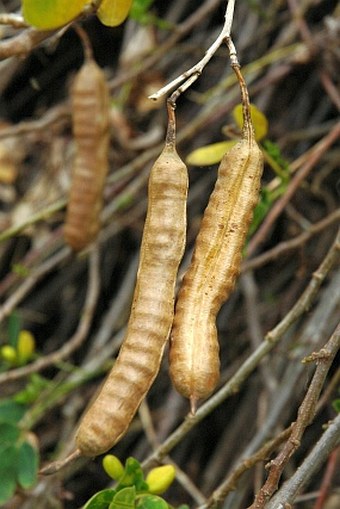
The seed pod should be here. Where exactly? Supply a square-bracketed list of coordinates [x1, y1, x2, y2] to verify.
[169, 66, 264, 412]
[64, 57, 110, 251]
[75, 104, 188, 456]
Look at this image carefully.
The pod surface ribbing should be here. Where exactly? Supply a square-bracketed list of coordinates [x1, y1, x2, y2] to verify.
[64, 59, 110, 252]
[76, 142, 188, 456]
[169, 128, 264, 406]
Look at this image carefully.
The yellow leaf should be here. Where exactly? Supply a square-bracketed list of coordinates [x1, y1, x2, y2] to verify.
[186, 141, 237, 167]
[23, 0, 89, 30]
[146, 465, 176, 495]
[102, 455, 124, 480]
[97, 0, 133, 27]
[1, 345, 17, 364]
[232, 103, 268, 141]
[17, 330, 35, 364]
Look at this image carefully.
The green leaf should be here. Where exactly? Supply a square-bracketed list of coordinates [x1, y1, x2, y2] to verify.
[0, 422, 20, 445]
[97, 0, 133, 27]
[17, 441, 39, 489]
[186, 141, 237, 166]
[332, 399, 340, 413]
[136, 494, 168, 509]
[0, 399, 27, 424]
[22, 0, 89, 30]
[262, 139, 290, 177]
[8, 312, 21, 347]
[130, 0, 154, 20]
[114, 457, 147, 492]
[11, 263, 31, 278]
[232, 103, 268, 142]
[0, 445, 18, 504]
[14, 374, 50, 405]
[83, 488, 116, 509]
[110, 486, 136, 509]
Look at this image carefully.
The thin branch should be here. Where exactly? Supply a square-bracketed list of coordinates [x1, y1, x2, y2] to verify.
[266, 414, 340, 509]
[0, 13, 27, 28]
[242, 209, 340, 273]
[0, 247, 100, 384]
[142, 231, 340, 470]
[199, 425, 293, 509]
[109, 0, 224, 93]
[0, 199, 66, 244]
[0, 104, 70, 140]
[312, 447, 339, 509]
[139, 400, 207, 505]
[0, 247, 70, 325]
[150, 0, 236, 101]
[247, 122, 340, 256]
[0, 27, 56, 59]
[247, 321, 340, 509]
[0, 0, 106, 60]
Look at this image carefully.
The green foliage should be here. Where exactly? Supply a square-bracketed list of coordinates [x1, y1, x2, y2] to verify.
[130, 0, 170, 28]
[84, 456, 178, 509]
[8, 312, 21, 348]
[332, 388, 340, 413]
[17, 441, 39, 489]
[0, 370, 50, 503]
[14, 373, 51, 405]
[0, 399, 27, 424]
[130, 0, 154, 22]
[0, 411, 39, 503]
[332, 399, 340, 413]
[137, 494, 168, 509]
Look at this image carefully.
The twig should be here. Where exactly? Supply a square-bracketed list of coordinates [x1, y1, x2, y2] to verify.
[0, 247, 100, 384]
[242, 209, 340, 273]
[247, 122, 340, 256]
[0, 27, 56, 59]
[266, 414, 340, 509]
[109, 0, 224, 93]
[0, 104, 70, 140]
[142, 231, 340, 469]
[0, 247, 70, 324]
[150, 0, 236, 101]
[139, 402, 207, 505]
[241, 272, 277, 394]
[247, 321, 340, 509]
[0, 199, 66, 243]
[312, 447, 339, 509]
[0, 13, 27, 28]
[319, 71, 340, 112]
[199, 425, 293, 509]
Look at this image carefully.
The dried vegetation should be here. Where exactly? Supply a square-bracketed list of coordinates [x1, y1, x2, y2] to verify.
[0, 1, 339, 508]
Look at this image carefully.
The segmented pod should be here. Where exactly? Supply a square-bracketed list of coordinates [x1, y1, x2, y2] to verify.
[169, 66, 264, 411]
[76, 105, 188, 456]
[64, 58, 110, 251]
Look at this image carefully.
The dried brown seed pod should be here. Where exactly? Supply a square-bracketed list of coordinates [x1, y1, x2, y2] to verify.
[75, 104, 188, 456]
[169, 65, 264, 412]
[64, 57, 110, 251]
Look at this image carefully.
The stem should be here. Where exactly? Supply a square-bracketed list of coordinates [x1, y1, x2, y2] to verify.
[150, 0, 237, 102]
